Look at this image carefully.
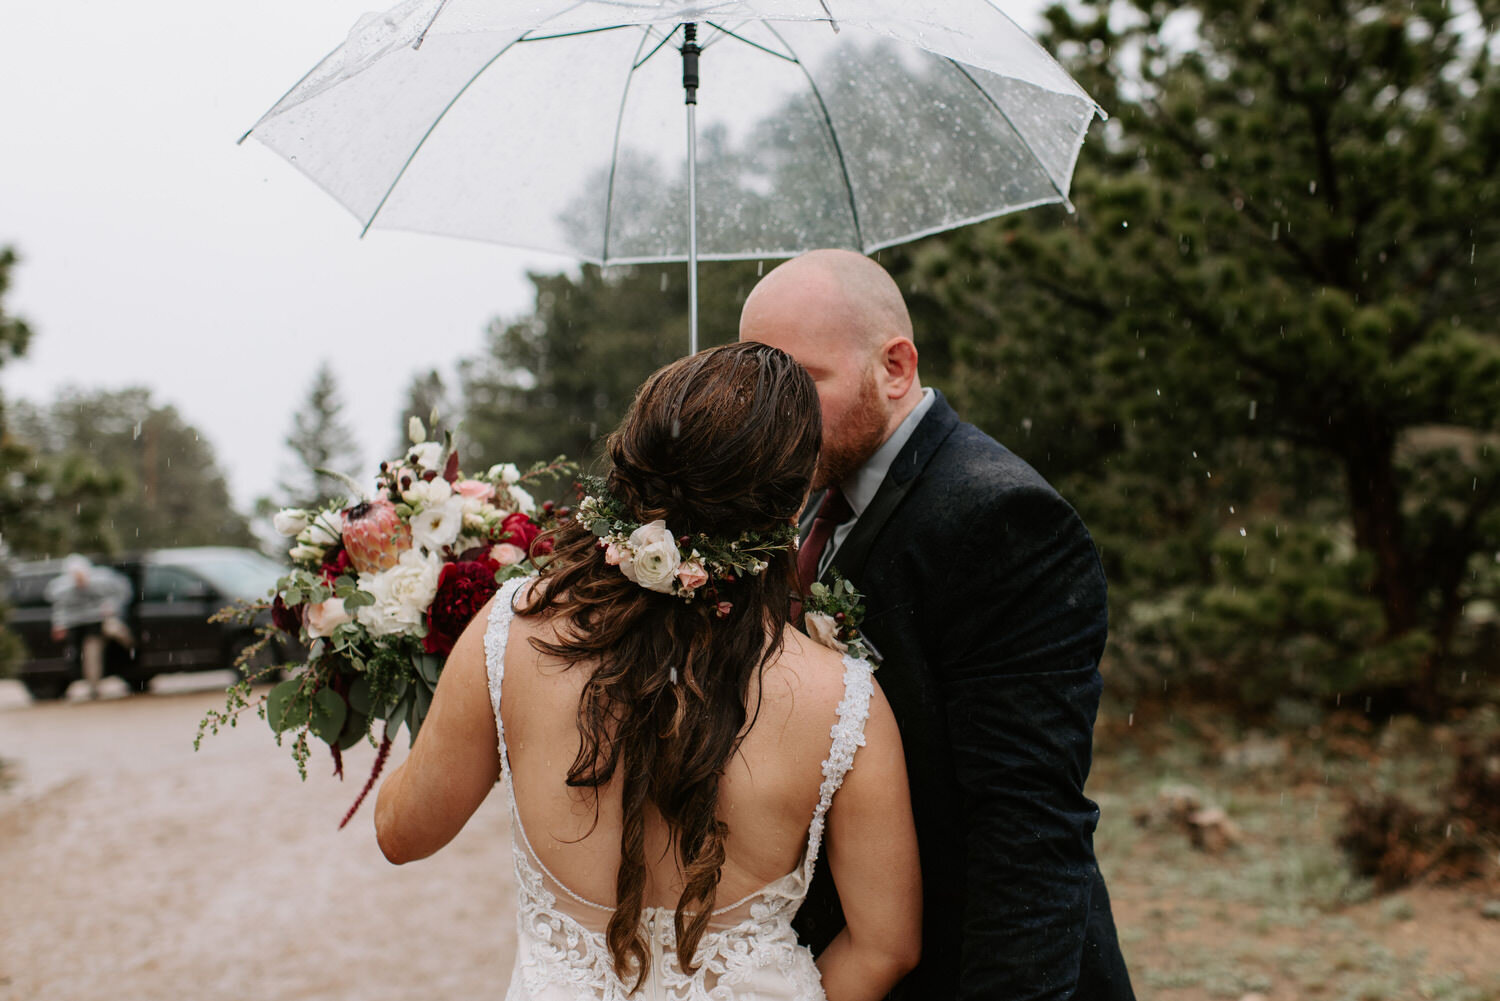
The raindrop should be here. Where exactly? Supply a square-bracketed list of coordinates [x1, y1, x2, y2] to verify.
[1192, 451, 1198, 458]
[1446, 824, 1453, 838]
[1127, 713, 1134, 726]
[1271, 221, 1280, 241]
[1461, 671, 1467, 684]
[1229, 505, 1235, 513]
[1471, 245, 1476, 265]
[1249, 400, 1258, 420]
[1121, 220, 1129, 228]
[660, 272, 669, 292]
[1239, 528, 1247, 537]
[133, 421, 142, 440]
[757, 260, 765, 276]
[1309, 181, 1317, 194]
[670, 418, 681, 438]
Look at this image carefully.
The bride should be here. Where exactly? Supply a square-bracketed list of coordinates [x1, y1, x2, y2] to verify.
[373, 342, 921, 1000]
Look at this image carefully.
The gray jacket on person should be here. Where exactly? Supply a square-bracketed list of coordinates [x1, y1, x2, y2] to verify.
[44, 565, 132, 631]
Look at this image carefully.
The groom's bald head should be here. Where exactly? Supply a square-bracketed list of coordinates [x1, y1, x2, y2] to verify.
[739, 250, 921, 490]
[740, 249, 913, 353]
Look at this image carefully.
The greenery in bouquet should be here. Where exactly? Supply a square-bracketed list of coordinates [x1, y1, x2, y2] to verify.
[197, 417, 574, 825]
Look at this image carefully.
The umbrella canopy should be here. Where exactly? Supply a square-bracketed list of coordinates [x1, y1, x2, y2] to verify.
[243, 1, 1102, 348]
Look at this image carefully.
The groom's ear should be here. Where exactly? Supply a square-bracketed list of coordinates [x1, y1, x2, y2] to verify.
[877, 337, 919, 400]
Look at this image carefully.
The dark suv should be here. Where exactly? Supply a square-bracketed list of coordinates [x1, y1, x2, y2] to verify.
[3, 547, 295, 700]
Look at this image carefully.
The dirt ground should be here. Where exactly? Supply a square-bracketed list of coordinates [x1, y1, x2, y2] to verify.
[3, 677, 1498, 1001]
[0, 675, 517, 1001]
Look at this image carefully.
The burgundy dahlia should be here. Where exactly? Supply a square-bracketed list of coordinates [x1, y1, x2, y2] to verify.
[423, 558, 501, 655]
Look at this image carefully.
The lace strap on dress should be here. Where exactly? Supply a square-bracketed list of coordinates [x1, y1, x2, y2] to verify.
[801, 654, 875, 881]
[484, 575, 531, 779]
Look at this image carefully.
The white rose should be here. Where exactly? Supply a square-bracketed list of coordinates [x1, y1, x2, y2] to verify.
[402, 476, 453, 507]
[356, 549, 441, 636]
[406, 441, 443, 470]
[272, 508, 310, 537]
[410, 496, 466, 552]
[487, 462, 521, 485]
[507, 484, 536, 515]
[619, 520, 681, 594]
[804, 612, 848, 654]
[305, 597, 352, 638]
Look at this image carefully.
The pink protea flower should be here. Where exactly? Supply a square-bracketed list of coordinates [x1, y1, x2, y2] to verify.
[341, 499, 412, 574]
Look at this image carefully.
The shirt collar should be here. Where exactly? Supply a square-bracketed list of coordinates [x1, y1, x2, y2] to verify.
[840, 388, 935, 518]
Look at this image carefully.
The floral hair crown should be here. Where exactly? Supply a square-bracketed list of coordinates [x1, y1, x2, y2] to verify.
[576, 475, 797, 614]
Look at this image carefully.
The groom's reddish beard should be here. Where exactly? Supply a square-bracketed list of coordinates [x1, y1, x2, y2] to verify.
[813, 366, 889, 491]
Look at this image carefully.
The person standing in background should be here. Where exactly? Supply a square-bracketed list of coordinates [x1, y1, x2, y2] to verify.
[46, 555, 132, 700]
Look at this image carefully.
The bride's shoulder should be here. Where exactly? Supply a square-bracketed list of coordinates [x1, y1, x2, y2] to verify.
[758, 625, 859, 721]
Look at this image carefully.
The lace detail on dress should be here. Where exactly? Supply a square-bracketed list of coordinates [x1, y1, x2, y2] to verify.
[484, 580, 875, 1001]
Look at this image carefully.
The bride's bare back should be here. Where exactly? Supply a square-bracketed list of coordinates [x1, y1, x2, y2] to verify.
[503, 592, 856, 910]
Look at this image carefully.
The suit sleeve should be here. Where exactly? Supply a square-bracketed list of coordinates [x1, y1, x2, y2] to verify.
[935, 484, 1109, 1001]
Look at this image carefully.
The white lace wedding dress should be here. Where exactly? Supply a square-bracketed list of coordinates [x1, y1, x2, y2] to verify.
[484, 577, 874, 1001]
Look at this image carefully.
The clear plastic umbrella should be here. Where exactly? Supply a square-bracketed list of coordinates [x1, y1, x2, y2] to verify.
[243, 0, 1103, 351]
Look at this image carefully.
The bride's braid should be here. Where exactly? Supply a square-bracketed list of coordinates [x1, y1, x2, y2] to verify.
[519, 342, 820, 986]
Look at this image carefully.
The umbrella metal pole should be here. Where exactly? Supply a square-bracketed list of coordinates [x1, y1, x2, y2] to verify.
[683, 23, 701, 355]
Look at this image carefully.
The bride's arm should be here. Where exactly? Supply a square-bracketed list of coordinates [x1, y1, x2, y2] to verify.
[815, 682, 922, 1001]
[374, 603, 501, 864]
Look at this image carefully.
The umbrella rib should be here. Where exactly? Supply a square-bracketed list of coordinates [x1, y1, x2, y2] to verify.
[633, 23, 681, 69]
[760, 23, 864, 249]
[944, 58, 1073, 211]
[359, 37, 526, 237]
[704, 22, 796, 62]
[603, 27, 658, 264]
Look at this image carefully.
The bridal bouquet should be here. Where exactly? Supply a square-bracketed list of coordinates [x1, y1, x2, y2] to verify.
[197, 418, 573, 825]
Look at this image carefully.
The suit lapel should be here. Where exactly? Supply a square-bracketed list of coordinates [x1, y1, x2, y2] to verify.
[829, 392, 960, 583]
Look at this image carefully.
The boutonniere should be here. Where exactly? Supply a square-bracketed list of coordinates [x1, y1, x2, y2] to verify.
[802, 570, 879, 666]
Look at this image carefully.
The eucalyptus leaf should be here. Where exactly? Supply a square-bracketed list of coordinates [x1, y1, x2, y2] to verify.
[336, 709, 369, 750]
[309, 687, 348, 745]
[347, 676, 373, 715]
[410, 683, 433, 743]
[414, 653, 442, 686]
[266, 678, 305, 733]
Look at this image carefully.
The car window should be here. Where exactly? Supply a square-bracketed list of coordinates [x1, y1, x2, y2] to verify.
[4, 573, 61, 609]
[140, 566, 208, 603]
[176, 555, 283, 601]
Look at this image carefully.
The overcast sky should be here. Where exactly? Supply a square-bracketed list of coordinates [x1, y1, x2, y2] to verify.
[1, 0, 1047, 513]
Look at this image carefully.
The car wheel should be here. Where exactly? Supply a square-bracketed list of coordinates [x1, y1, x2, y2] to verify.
[23, 677, 71, 701]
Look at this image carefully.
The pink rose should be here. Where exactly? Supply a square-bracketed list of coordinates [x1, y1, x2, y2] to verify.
[676, 560, 709, 591]
[454, 479, 495, 502]
[603, 542, 625, 566]
[306, 597, 353, 639]
[490, 543, 527, 567]
[715, 601, 733, 619]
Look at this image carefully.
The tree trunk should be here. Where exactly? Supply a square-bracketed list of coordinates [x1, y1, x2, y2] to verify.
[1343, 434, 1418, 636]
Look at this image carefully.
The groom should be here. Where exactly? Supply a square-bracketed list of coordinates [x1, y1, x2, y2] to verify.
[741, 250, 1133, 1000]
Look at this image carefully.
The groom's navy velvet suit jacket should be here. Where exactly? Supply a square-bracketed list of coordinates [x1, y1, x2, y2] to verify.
[794, 392, 1133, 1001]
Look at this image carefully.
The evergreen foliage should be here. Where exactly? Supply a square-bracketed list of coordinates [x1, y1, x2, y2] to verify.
[278, 363, 363, 510]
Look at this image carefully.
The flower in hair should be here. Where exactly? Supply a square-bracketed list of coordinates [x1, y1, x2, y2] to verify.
[577, 475, 796, 602]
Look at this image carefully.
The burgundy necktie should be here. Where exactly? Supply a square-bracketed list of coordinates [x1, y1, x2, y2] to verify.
[796, 489, 854, 594]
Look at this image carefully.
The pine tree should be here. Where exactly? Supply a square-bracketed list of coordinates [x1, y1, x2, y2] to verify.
[279, 363, 363, 509]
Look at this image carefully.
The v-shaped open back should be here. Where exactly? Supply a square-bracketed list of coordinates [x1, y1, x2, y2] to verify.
[483, 576, 873, 1001]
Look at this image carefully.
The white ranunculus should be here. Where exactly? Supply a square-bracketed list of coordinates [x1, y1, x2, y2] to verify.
[507, 484, 536, 515]
[272, 508, 310, 537]
[356, 549, 441, 637]
[410, 496, 466, 552]
[804, 612, 848, 654]
[305, 598, 352, 639]
[288, 543, 326, 564]
[619, 520, 681, 594]
[407, 441, 443, 470]
[488, 462, 521, 485]
[402, 475, 453, 507]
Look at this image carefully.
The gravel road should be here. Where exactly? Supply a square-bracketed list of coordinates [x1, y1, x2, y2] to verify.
[0, 675, 517, 1001]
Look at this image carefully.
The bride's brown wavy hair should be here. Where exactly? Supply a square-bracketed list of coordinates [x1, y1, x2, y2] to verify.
[517, 341, 820, 989]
